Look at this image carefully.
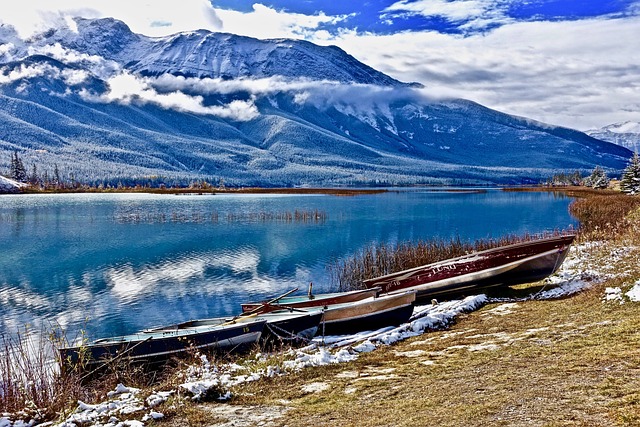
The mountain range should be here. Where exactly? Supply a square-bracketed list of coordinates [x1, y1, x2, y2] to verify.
[586, 122, 640, 153]
[0, 18, 632, 187]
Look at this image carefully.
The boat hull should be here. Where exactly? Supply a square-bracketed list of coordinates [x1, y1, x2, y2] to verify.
[145, 310, 323, 344]
[59, 319, 266, 372]
[364, 235, 575, 301]
[316, 291, 416, 336]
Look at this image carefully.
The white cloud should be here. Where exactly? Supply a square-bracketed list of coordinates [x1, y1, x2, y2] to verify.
[60, 68, 90, 85]
[214, 3, 351, 39]
[28, 42, 103, 65]
[0, 0, 222, 38]
[0, 62, 53, 84]
[0, 42, 16, 61]
[85, 72, 259, 121]
[306, 16, 640, 130]
[150, 74, 442, 112]
[384, 0, 502, 22]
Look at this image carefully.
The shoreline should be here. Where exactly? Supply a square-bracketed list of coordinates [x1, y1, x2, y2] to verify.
[4, 184, 591, 197]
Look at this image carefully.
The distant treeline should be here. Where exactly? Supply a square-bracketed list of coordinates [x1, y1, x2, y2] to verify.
[4, 150, 229, 191]
[544, 166, 610, 189]
[544, 154, 640, 195]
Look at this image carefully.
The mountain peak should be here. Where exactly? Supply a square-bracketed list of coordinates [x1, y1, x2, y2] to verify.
[586, 121, 640, 152]
[29, 17, 407, 86]
[0, 17, 632, 186]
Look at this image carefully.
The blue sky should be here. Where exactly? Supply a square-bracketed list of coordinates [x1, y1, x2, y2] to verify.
[212, 0, 638, 35]
[1, 0, 639, 130]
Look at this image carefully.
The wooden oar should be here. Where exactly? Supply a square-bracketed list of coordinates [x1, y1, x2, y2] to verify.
[242, 287, 299, 316]
[220, 312, 259, 326]
[222, 288, 301, 327]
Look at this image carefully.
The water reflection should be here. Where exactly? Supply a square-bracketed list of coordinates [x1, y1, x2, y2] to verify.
[0, 191, 577, 340]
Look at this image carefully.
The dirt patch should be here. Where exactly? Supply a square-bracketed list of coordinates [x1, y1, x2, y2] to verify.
[200, 404, 289, 427]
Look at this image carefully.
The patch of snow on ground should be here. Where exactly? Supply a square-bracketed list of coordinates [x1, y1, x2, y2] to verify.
[627, 280, 640, 302]
[604, 287, 624, 303]
[393, 349, 427, 358]
[300, 382, 330, 393]
[482, 303, 518, 316]
[51, 383, 145, 427]
[0, 176, 26, 193]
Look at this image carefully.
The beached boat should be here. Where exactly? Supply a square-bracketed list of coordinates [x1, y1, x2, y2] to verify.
[363, 234, 576, 301]
[315, 290, 417, 336]
[241, 287, 381, 314]
[146, 310, 324, 343]
[58, 317, 266, 373]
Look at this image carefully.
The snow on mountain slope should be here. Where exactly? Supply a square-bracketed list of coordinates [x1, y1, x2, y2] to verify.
[587, 122, 640, 152]
[0, 175, 25, 193]
[33, 18, 408, 86]
[0, 18, 632, 186]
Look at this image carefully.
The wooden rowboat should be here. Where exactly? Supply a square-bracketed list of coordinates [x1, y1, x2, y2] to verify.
[146, 310, 324, 343]
[363, 234, 575, 301]
[58, 317, 266, 373]
[314, 290, 417, 336]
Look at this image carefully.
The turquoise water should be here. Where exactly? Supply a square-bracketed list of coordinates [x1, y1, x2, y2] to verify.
[0, 190, 576, 340]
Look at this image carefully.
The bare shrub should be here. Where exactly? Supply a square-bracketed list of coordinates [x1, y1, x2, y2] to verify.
[0, 329, 86, 421]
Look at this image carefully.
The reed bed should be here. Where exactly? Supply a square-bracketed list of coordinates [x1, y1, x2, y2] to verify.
[0, 328, 203, 423]
[330, 231, 567, 292]
[569, 194, 640, 239]
[225, 209, 327, 223]
[114, 209, 327, 224]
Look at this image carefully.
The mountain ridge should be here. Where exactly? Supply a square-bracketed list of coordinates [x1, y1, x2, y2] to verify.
[0, 17, 632, 187]
[586, 122, 640, 153]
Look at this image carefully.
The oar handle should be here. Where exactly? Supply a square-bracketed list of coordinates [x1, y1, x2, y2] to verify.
[243, 287, 299, 316]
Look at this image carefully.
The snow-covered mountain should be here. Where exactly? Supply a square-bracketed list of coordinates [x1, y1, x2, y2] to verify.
[586, 122, 640, 153]
[0, 18, 632, 186]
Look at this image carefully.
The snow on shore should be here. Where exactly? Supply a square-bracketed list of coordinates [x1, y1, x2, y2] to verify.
[0, 176, 26, 193]
[2, 241, 637, 427]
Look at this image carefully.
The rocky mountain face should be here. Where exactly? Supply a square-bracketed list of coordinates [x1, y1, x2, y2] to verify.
[0, 18, 631, 186]
[586, 122, 640, 153]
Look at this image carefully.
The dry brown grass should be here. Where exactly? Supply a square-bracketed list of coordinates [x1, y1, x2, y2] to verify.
[0, 330, 88, 421]
[227, 272, 640, 427]
[569, 194, 640, 240]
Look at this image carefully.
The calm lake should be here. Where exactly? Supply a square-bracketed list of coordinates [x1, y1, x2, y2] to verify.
[0, 189, 576, 341]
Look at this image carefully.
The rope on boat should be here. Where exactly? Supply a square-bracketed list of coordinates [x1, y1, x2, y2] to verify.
[264, 322, 315, 344]
[529, 245, 567, 300]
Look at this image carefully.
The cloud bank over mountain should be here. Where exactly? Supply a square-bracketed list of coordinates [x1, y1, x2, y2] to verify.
[2, 1, 639, 130]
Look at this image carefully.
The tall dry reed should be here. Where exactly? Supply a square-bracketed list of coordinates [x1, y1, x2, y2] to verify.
[569, 194, 640, 239]
[0, 330, 87, 420]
